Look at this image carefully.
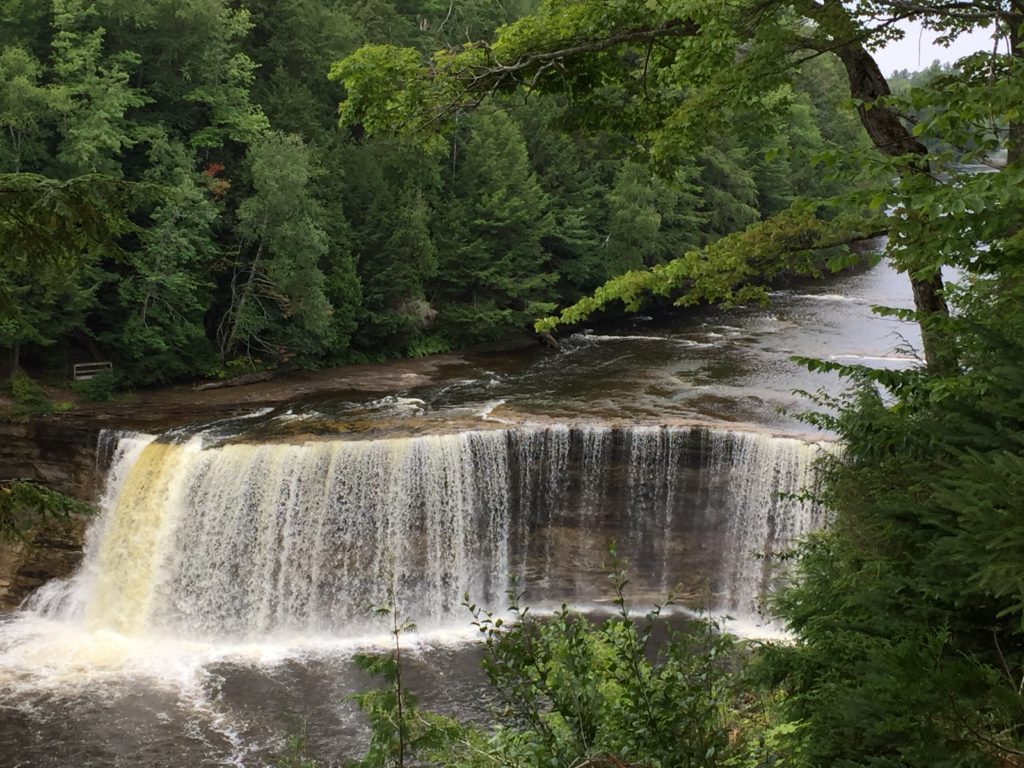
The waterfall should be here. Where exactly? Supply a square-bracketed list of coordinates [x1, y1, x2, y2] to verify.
[30, 426, 827, 640]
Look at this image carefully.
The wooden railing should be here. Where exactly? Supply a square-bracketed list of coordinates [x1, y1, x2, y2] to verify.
[72, 362, 112, 382]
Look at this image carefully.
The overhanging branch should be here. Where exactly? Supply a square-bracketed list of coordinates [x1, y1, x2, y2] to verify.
[441, 18, 701, 94]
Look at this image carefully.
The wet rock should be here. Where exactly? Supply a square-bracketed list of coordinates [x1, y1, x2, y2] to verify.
[0, 516, 89, 610]
[0, 420, 99, 610]
[0, 420, 100, 498]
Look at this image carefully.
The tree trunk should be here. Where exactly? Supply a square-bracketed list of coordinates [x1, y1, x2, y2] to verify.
[10, 341, 20, 378]
[835, 45, 929, 164]
[911, 271, 958, 373]
[193, 370, 274, 391]
[1010, 21, 1023, 166]
[834, 42, 958, 374]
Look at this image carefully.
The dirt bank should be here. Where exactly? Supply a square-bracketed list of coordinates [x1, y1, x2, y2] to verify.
[55, 351, 496, 430]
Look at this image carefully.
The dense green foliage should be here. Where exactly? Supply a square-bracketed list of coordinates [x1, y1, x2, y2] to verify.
[0, 0, 866, 387]
[0, 478, 91, 542]
[763, 283, 1024, 766]
[758, 57, 1024, 760]
[459, 580, 738, 768]
[5, 2, 1024, 767]
[330, 568, 752, 768]
[332, 0, 1017, 372]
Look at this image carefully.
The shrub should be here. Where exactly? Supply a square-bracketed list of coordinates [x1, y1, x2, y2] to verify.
[330, 554, 751, 768]
[71, 369, 120, 402]
[5, 371, 55, 420]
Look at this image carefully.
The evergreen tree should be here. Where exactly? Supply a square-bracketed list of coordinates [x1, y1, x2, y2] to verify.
[697, 144, 761, 239]
[433, 104, 556, 344]
[605, 161, 668, 274]
[510, 97, 612, 297]
[0, 0, 884, 382]
[244, 0, 357, 138]
[604, 162, 704, 274]
[338, 141, 438, 357]
[95, 141, 218, 384]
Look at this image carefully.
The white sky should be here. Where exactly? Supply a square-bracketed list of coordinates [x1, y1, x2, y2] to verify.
[873, 20, 1001, 75]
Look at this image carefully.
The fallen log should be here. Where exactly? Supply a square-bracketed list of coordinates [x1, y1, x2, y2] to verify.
[193, 370, 275, 391]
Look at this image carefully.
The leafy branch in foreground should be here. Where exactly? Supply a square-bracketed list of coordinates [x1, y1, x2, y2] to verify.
[0, 173, 147, 280]
[348, 585, 464, 768]
[0, 172, 159, 376]
[0, 479, 92, 543]
[327, 551, 789, 768]
[534, 204, 884, 334]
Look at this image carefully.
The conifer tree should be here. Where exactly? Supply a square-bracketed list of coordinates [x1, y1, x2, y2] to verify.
[433, 105, 556, 343]
[96, 141, 219, 384]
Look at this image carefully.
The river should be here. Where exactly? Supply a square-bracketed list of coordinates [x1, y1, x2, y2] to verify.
[0, 259, 921, 767]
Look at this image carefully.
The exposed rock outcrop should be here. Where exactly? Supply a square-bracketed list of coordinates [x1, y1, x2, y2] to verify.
[0, 419, 100, 610]
[0, 516, 90, 610]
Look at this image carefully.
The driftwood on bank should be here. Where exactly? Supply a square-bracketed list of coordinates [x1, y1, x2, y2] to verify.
[193, 370, 275, 391]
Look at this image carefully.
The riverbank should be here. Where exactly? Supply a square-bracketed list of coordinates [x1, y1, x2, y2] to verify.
[3, 350, 503, 431]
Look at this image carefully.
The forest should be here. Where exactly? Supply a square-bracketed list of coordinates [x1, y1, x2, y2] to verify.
[0, 0, 870, 391]
[1, 1, 1023, 767]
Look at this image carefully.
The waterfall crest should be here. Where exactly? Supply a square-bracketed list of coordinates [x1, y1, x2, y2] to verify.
[31, 426, 826, 640]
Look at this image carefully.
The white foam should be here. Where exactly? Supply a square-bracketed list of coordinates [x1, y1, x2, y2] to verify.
[571, 333, 669, 342]
[713, 612, 794, 642]
[0, 611, 484, 695]
[528, 602, 793, 642]
[270, 407, 311, 423]
[828, 354, 919, 364]
[571, 333, 717, 347]
[792, 293, 866, 303]
[371, 395, 427, 409]
[477, 400, 510, 423]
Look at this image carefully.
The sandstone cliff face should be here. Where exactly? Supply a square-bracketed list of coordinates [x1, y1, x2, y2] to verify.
[0, 517, 91, 610]
[0, 420, 100, 498]
[0, 419, 100, 610]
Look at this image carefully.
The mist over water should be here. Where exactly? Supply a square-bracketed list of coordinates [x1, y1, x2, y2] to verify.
[0, 261, 920, 766]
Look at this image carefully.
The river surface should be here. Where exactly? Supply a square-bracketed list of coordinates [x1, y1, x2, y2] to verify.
[196, 256, 920, 444]
[0, 260, 923, 767]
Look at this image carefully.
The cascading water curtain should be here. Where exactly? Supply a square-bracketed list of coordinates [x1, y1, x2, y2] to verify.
[30, 426, 827, 641]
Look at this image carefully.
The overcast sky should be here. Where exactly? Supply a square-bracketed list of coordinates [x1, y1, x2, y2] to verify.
[873, 20, 1001, 75]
